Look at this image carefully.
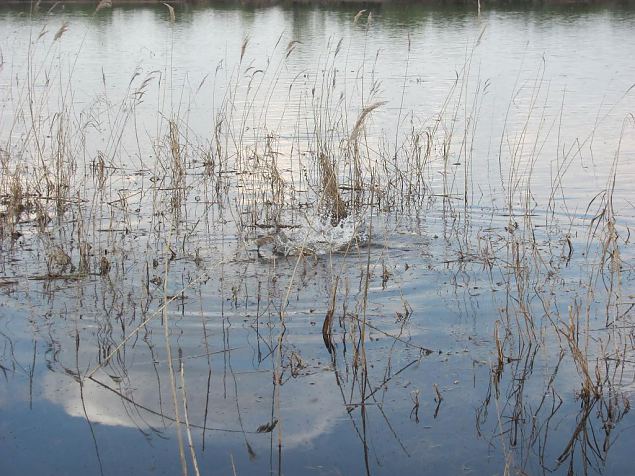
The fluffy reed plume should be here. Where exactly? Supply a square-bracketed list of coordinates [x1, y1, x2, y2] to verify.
[318, 153, 347, 225]
[285, 40, 301, 59]
[163, 2, 176, 23]
[349, 101, 387, 143]
[240, 36, 249, 63]
[53, 22, 69, 42]
[353, 9, 367, 25]
[94, 0, 112, 14]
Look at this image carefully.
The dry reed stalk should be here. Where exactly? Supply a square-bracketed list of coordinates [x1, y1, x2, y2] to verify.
[433, 383, 443, 418]
[433, 383, 443, 403]
[322, 276, 339, 354]
[318, 153, 347, 225]
[494, 320, 505, 370]
[240, 36, 249, 63]
[168, 120, 186, 219]
[179, 356, 201, 476]
[161, 235, 188, 476]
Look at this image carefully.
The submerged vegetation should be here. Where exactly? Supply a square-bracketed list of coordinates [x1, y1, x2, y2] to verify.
[1, 5, 634, 476]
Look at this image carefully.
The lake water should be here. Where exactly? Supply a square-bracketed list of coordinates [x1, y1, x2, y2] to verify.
[1, 3, 635, 475]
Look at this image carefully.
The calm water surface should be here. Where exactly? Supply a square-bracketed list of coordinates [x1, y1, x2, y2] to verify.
[0, 4, 634, 476]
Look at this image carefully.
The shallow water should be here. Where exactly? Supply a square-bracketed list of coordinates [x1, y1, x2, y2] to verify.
[0, 3, 635, 476]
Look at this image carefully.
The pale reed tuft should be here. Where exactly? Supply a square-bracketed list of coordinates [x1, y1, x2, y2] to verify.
[163, 2, 176, 22]
[53, 22, 69, 42]
[349, 101, 387, 143]
[319, 153, 347, 225]
[353, 9, 367, 25]
[94, 0, 112, 15]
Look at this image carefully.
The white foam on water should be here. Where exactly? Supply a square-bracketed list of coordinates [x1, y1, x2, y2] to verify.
[271, 211, 368, 257]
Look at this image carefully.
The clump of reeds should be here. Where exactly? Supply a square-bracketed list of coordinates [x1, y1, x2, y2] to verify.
[0, 168, 27, 238]
[318, 153, 347, 226]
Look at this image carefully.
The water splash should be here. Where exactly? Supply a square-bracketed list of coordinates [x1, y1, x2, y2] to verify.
[259, 212, 368, 257]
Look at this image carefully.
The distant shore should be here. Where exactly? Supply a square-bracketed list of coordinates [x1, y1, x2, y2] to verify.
[1, 0, 633, 7]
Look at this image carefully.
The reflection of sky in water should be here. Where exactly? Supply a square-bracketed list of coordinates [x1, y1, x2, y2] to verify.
[0, 217, 633, 474]
[41, 368, 346, 447]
